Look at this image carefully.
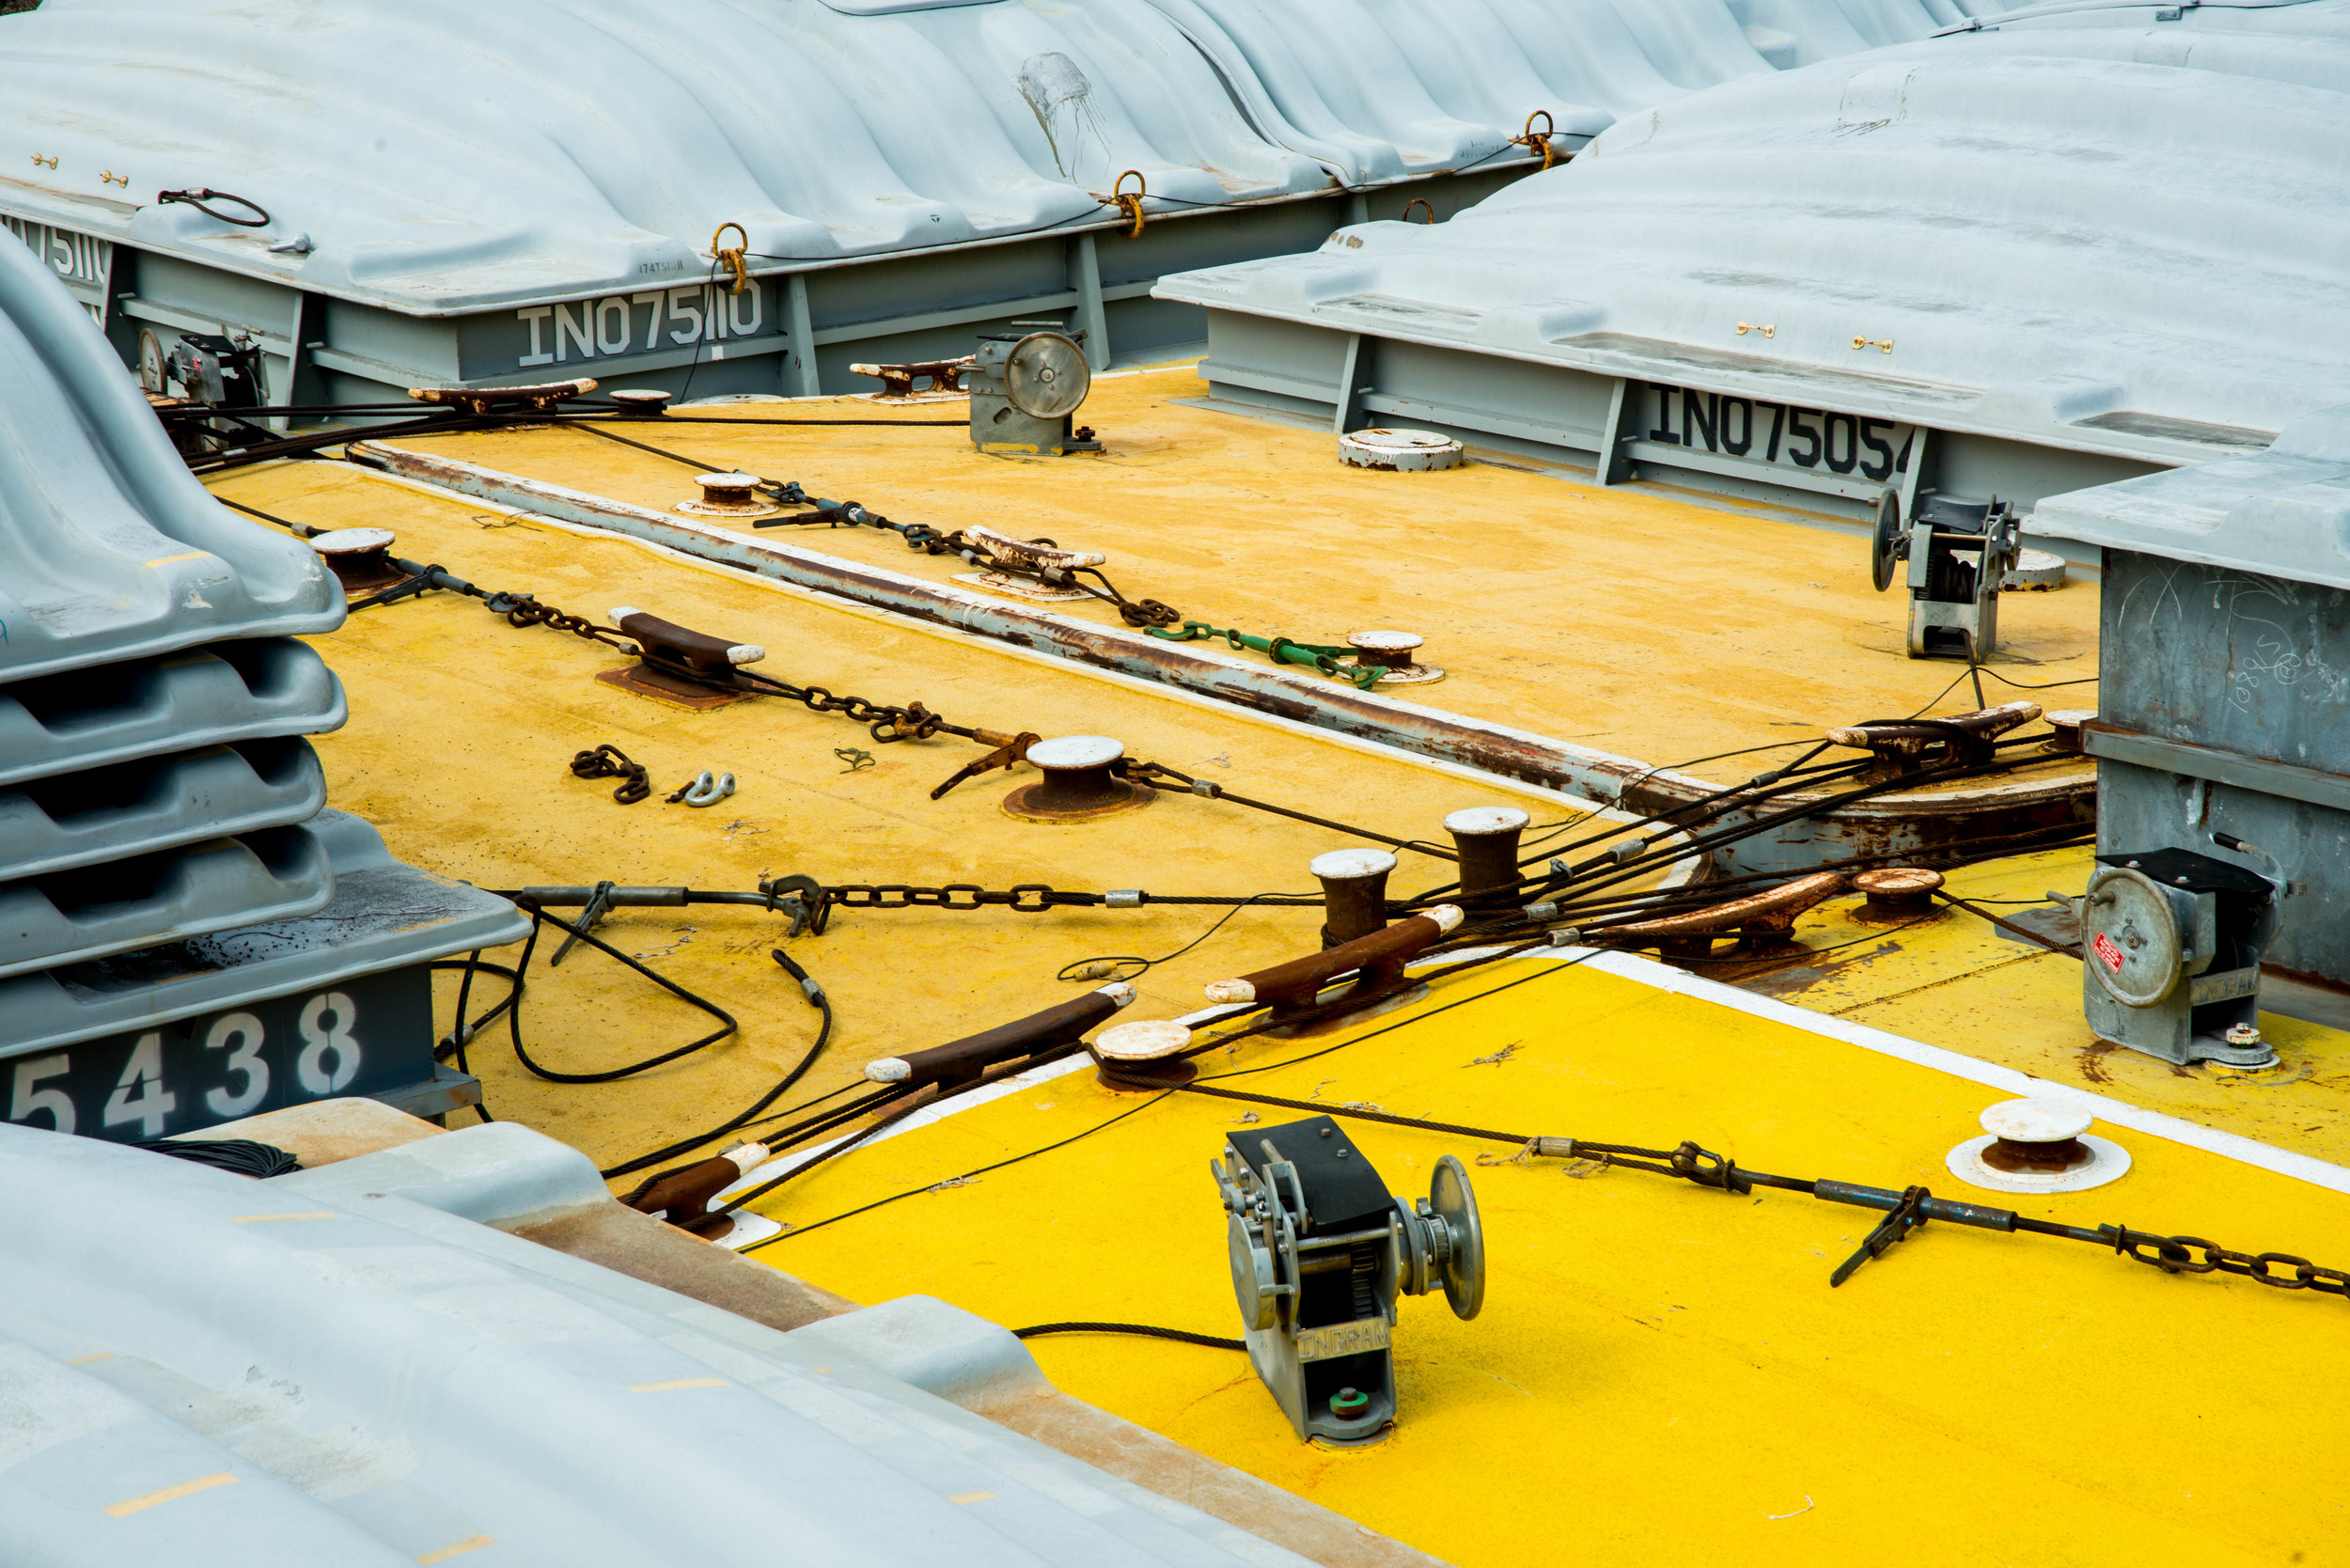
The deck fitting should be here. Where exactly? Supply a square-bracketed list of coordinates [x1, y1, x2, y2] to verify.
[1446, 807, 1530, 900]
[1345, 630, 1443, 685]
[676, 471, 782, 519]
[1946, 1098, 2130, 1194]
[1854, 866, 1945, 918]
[309, 527, 408, 594]
[1093, 1019, 1198, 1090]
[1001, 735, 1152, 823]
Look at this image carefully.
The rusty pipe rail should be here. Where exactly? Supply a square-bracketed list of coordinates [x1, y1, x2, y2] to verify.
[342, 443, 2092, 879]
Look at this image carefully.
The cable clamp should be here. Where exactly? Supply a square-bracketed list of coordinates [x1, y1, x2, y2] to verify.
[1104, 889, 1144, 909]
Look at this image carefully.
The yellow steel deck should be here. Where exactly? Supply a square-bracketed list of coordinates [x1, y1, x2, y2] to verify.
[208, 455, 1619, 1171]
[358, 363, 2102, 788]
[192, 380, 2350, 1562]
[197, 366, 2350, 1175]
[747, 949, 2350, 1568]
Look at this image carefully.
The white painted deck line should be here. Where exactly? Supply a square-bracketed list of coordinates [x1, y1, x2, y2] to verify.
[724, 946, 2350, 1204]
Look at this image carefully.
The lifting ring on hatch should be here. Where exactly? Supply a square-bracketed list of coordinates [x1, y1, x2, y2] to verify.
[1514, 110, 1558, 171]
[1112, 170, 1148, 240]
[157, 188, 272, 227]
[710, 222, 750, 296]
[1402, 197, 1435, 226]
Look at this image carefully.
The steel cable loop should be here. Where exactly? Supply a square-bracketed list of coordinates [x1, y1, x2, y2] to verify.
[1012, 1323, 1244, 1351]
[157, 186, 271, 227]
[490, 904, 740, 1091]
[597, 949, 838, 1180]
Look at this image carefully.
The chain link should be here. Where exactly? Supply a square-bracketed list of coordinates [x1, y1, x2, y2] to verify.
[2103, 1228, 2350, 1296]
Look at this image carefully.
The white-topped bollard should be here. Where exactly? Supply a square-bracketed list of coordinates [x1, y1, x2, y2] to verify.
[1444, 806, 1530, 900]
[309, 527, 408, 593]
[676, 471, 781, 518]
[1946, 1098, 2130, 1193]
[1346, 630, 1443, 685]
[1002, 734, 1152, 822]
[1311, 847, 1396, 947]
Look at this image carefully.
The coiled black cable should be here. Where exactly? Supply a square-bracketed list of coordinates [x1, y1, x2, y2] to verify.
[134, 1137, 300, 1178]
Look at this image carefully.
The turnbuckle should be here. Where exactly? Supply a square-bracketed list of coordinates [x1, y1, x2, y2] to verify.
[1830, 1184, 1932, 1287]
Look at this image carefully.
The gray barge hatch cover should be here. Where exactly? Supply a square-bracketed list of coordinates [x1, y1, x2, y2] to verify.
[0, 0, 1984, 403]
[1154, 3, 2350, 520]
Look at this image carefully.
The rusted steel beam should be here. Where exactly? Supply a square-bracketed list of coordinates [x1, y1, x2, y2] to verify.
[344, 442, 2092, 879]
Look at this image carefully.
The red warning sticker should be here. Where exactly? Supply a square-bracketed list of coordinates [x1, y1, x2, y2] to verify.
[2092, 931, 2124, 972]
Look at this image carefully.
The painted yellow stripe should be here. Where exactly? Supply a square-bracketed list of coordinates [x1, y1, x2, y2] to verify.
[231, 1213, 338, 1223]
[948, 1492, 995, 1506]
[627, 1377, 728, 1392]
[106, 1472, 237, 1517]
[416, 1533, 496, 1563]
[66, 1351, 112, 1365]
[142, 550, 213, 569]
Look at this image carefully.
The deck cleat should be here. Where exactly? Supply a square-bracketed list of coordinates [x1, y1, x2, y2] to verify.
[954, 524, 1104, 603]
[1344, 629, 1443, 684]
[850, 356, 973, 401]
[1946, 1098, 2130, 1194]
[1602, 870, 1848, 961]
[596, 606, 765, 709]
[675, 471, 782, 519]
[1825, 700, 2041, 779]
[864, 982, 1136, 1089]
[1000, 735, 1153, 823]
[308, 527, 408, 594]
[1205, 902, 1464, 1033]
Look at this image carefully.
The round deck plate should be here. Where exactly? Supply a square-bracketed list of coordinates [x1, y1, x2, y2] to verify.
[2003, 548, 2069, 590]
[2082, 866, 2184, 1009]
[1946, 1132, 2130, 1194]
[1006, 332, 1090, 418]
[1340, 429, 1463, 471]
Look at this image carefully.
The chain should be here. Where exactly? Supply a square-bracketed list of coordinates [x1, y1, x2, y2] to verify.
[1145, 620, 1384, 688]
[357, 562, 995, 749]
[763, 498, 1185, 629]
[488, 589, 637, 651]
[569, 744, 651, 804]
[2099, 1227, 2350, 1296]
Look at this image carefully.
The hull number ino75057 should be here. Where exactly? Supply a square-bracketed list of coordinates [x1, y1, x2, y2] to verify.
[1632, 380, 1916, 485]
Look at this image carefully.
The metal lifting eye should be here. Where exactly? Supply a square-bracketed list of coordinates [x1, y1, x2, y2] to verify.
[1112, 170, 1148, 239]
[709, 222, 751, 295]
